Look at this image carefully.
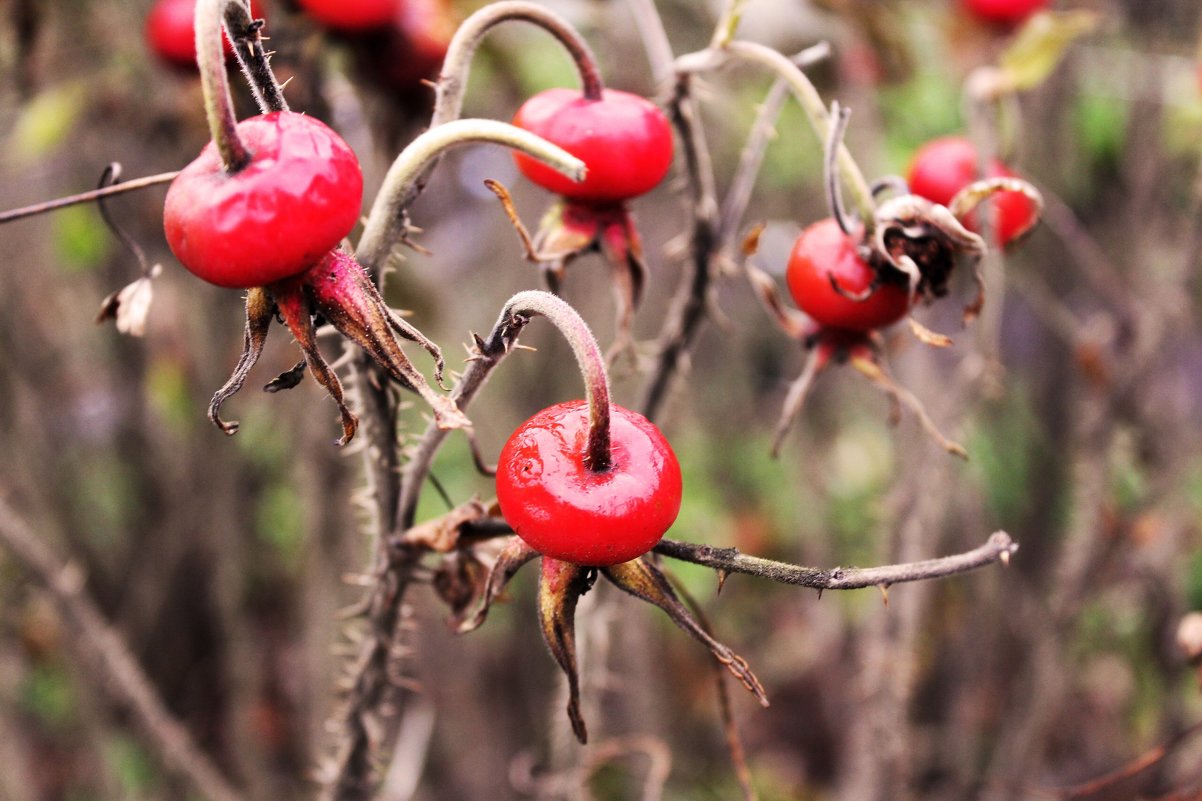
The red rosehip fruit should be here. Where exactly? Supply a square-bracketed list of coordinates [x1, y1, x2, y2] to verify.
[786, 218, 911, 332]
[163, 111, 363, 288]
[146, 0, 265, 70]
[496, 400, 683, 567]
[297, 0, 396, 32]
[511, 88, 674, 205]
[906, 136, 1038, 247]
[960, 0, 1048, 26]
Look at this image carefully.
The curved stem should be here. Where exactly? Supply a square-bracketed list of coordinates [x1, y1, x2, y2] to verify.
[355, 119, 585, 273]
[502, 291, 612, 471]
[677, 40, 875, 225]
[433, 0, 603, 129]
[195, 0, 249, 171]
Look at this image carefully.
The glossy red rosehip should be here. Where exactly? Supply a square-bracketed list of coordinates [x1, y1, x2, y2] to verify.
[512, 88, 674, 205]
[163, 111, 363, 289]
[786, 218, 911, 332]
[146, 0, 265, 70]
[960, 0, 1048, 26]
[496, 400, 683, 567]
[907, 136, 1038, 247]
[298, 0, 396, 32]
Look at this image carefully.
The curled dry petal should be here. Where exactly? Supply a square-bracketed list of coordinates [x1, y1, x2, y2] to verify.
[538, 558, 593, 744]
[603, 558, 769, 707]
[208, 286, 275, 435]
[96, 264, 162, 337]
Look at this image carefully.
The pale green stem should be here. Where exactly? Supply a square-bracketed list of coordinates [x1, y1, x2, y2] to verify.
[709, 0, 748, 49]
[195, 0, 249, 171]
[356, 119, 585, 273]
[501, 291, 613, 471]
[676, 40, 875, 225]
[432, 0, 604, 130]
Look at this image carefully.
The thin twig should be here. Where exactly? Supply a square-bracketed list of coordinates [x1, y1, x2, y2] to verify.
[652, 531, 1017, 590]
[0, 496, 247, 801]
[0, 171, 180, 224]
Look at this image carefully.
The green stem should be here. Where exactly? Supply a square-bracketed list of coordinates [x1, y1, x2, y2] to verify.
[355, 119, 585, 274]
[676, 40, 875, 225]
[502, 291, 612, 471]
[195, 0, 249, 171]
[433, 0, 604, 130]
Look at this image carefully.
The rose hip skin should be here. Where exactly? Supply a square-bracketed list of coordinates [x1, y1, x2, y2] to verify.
[496, 401, 682, 567]
[512, 88, 674, 205]
[164, 111, 363, 289]
[907, 136, 1037, 246]
[786, 219, 911, 332]
[298, 0, 395, 32]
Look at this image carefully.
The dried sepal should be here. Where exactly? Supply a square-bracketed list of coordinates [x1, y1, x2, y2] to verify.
[948, 176, 1044, 245]
[538, 558, 594, 744]
[603, 558, 768, 707]
[208, 286, 275, 436]
[456, 536, 538, 634]
[907, 316, 953, 348]
[745, 261, 812, 341]
[273, 282, 359, 446]
[304, 249, 469, 431]
[263, 360, 307, 393]
[848, 351, 968, 459]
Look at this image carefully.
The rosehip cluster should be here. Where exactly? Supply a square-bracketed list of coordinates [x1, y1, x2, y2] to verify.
[754, 128, 1042, 457]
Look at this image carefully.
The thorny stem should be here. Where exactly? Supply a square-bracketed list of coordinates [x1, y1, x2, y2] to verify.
[394, 298, 537, 532]
[0, 171, 180, 224]
[639, 71, 718, 420]
[195, 0, 250, 171]
[0, 497, 248, 801]
[676, 40, 876, 225]
[653, 531, 1018, 590]
[223, 0, 288, 114]
[501, 291, 614, 471]
[355, 119, 585, 274]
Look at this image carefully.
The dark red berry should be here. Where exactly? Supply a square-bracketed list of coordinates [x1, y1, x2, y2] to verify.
[163, 111, 363, 288]
[496, 400, 682, 567]
[786, 218, 911, 332]
[907, 136, 1038, 247]
[512, 88, 674, 205]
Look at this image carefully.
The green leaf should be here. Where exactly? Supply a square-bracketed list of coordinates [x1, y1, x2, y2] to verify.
[996, 10, 1100, 93]
[11, 83, 84, 163]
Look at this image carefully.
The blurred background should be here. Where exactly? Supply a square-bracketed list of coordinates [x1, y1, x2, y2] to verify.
[1, 0, 1202, 799]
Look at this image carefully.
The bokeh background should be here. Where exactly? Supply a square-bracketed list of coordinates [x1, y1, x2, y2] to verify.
[2, 0, 1202, 799]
